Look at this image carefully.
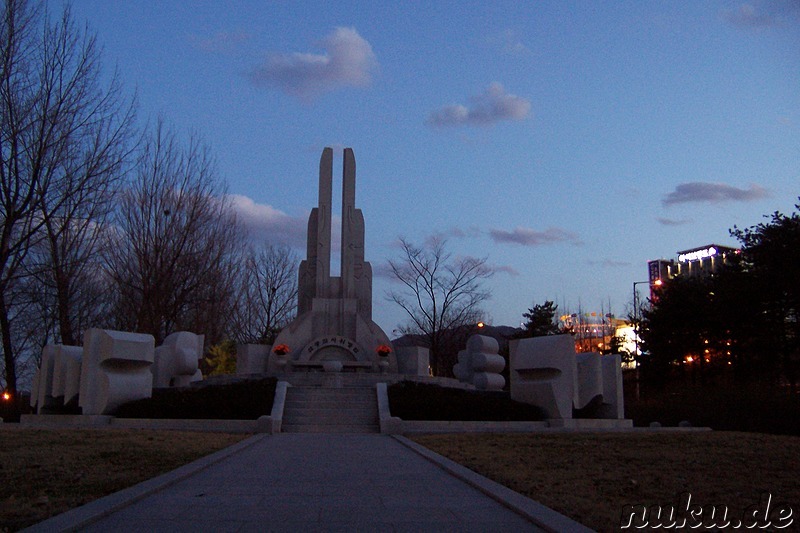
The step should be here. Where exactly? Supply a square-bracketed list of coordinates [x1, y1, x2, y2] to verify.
[282, 413, 378, 425]
[288, 386, 375, 395]
[282, 424, 380, 434]
[284, 399, 375, 408]
[285, 395, 375, 405]
[283, 409, 374, 418]
[283, 406, 377, 418]
[280, 382, 380, 433]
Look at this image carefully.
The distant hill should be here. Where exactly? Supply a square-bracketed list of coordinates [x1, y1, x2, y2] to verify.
[392, 324, 523, 352]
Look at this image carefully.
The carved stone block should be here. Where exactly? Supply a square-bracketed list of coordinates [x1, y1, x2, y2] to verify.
[79, 329, 154, 415]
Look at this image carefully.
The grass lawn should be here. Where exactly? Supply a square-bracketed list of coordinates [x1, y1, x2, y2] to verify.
[3, 429, 797, 532]
[413, 431, 800, 532]
[0, 428, 247, 532]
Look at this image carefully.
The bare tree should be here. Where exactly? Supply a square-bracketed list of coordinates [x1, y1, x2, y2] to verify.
[29, 30, 135, 346]
[0, 1, 133, 396]
[231, 244, 298, 344]
[387, 237, 493, 376]
[104, 120, 242, 345]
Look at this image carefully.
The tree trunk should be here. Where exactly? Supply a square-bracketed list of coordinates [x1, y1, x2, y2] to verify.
[0, 289, 18, 397]
[55, 267, 75, 346]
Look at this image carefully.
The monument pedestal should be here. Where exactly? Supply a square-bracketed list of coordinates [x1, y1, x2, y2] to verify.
[270, 148, 395, 374]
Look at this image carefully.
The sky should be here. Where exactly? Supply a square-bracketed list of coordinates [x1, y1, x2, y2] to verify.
[57, 0, 799, 334]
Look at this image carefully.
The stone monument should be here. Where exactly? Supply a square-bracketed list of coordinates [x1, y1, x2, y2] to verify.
[509, 334, 624, 420]
[453, 335, 506, 390]
[269, 148, 394, 372]
[152, 331, 204, 388]
[79, 328, 155, 415]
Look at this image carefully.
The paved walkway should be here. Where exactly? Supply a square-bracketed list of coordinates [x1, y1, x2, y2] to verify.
[28, 434, 590, 532]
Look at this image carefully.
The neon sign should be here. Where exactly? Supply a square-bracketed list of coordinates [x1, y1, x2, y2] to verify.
[678, 246, 717, 263]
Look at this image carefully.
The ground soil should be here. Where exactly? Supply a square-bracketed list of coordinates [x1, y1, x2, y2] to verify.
[413, 431, 800, 532]
[0, 428, 246, 532]
[2, 428, 798, 532]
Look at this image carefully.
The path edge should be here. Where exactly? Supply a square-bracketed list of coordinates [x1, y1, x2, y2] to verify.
[393, 435, 594, 533]
[21, 433, 268, 533]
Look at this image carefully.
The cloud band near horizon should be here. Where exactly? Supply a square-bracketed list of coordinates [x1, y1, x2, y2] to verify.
[662, 182, 768, 206]
[489, 226, 580, 246]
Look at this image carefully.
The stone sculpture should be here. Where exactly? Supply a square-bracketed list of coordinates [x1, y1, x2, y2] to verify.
[236, 343, 271, 375]
[33, 345, 58, 414]
[152, 331, 204, 388]
[52, 345, 83, 407]
[79, 328, 155, 415]
[395, 346, 430, 376]
[453, 335, 506, 390]
[509, 334, 623, 420]
[271, 148, 394, 372]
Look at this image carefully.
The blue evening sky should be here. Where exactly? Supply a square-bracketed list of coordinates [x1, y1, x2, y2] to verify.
[59, 1, 799, 333]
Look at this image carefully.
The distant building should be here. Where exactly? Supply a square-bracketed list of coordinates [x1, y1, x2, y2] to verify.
[672, 244, 740, 277]
[560, 312, 626, 353]
[647, 244, 740, 298]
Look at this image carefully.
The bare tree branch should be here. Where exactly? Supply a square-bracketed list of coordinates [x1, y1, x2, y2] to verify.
[230, 243, 298, 344]
[104, 120, 242, 345]
[386, 237, 492, 376]
[0, 0, 134, 396]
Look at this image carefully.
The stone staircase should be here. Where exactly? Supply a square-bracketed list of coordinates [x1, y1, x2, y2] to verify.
[282, 384, 379, 433]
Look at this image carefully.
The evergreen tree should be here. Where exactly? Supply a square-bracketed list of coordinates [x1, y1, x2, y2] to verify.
[521, 301, 562, 337]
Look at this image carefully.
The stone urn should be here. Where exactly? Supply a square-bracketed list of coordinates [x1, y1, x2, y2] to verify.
[273, 344, 290, 372]
[376, 344, 392, 373]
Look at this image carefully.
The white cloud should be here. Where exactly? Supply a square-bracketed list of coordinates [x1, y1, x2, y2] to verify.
[422, 226, 482, 247]
[657, 217, 692, 226]
[249, 27, 377, 99]
[490, 263, 520, 276]
[489, 226, 581, 246]
[427, 83, 531, 127]
[228, 194, 307, 248]
[662, 182, 768, 206]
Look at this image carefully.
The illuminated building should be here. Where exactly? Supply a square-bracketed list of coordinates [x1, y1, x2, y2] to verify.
[560, 312, 627, 353]
[672, 244, 739, 277]
[647, 244, 740, 296]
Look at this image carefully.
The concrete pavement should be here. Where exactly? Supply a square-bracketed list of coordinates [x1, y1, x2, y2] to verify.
[26, 433, 591, 532]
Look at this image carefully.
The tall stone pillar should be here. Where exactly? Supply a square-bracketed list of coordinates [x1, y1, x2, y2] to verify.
[340, 148, 372, 317]
[272, 147, 393, 372]
[315, 147, 333, 298]
[298, 148, 333, 314]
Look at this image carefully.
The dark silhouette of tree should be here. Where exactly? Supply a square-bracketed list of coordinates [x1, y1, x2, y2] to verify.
[387, 237, 493, 377]
[640, 274, 717, 381]
[641, 201, 800, 386]
[732, 201, 800, 386]
[519, 300, 562, 337]
[0, 1, 133, 398]
[104, 121, 242, 345]
[231, 244, 298, 344]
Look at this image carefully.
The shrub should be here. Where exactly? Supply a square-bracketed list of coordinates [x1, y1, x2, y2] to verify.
[624, 372, 800, 435]
[388, 381, 545, 421]
[113, 378, 277, 420]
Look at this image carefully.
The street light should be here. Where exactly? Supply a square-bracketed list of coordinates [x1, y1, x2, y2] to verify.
[632, 279, 662, 359]
[632, 280, 651, 364]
